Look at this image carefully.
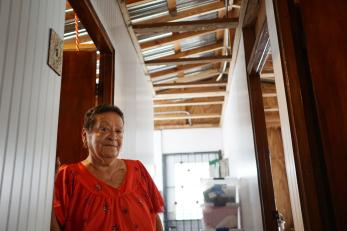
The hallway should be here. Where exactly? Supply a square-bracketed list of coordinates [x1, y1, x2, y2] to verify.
[1, 0, 347, 230]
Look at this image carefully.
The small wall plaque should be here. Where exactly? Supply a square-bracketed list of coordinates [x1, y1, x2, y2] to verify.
[47, 28, 63, 76]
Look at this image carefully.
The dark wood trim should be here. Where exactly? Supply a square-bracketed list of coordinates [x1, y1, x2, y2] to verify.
[99, 53, 115, 104]
[243, 25, 278, 231]
[271, 0, 335, 230]
[69, 0, 115, 104]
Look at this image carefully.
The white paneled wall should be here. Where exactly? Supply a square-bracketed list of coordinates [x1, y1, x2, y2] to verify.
[0, 0, 65, 230]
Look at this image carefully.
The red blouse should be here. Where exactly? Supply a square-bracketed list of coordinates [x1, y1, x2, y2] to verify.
[53, 159, 164, 231]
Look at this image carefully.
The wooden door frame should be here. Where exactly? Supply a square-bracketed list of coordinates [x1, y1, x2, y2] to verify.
[242, 13, 278, 231]
[265, 0, 336, 230]
[69, 0, 115, 104]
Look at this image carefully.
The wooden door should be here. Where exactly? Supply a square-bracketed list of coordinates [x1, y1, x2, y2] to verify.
[56, 51, 96, 164]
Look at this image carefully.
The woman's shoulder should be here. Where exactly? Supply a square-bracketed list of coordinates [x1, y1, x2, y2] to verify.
[57, 162, 80, 172]
[122, 159, 143, 167]
[55, 162, 82, 180]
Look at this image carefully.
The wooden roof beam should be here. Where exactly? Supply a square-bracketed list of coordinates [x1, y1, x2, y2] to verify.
[154, 100, 224, 108]
[145, 55, 232, 65]
[64, 34, 92, 44]
[133, 18, 239, 34]
[125, 0, 154, 6]
[154, 113, 221, 121]
[157, 69, 220, 83]
[64, 43, 96, 51]
[150, 63, 207, 78]
[155, 123, 220, 129]
[140, 30, 220, 50]
[139, 1, 225, 24]
[153, 41, 223, 60]
[153, 81, 227, 90]
[153, 91, 226, 100]
[167, 0, 177, 16]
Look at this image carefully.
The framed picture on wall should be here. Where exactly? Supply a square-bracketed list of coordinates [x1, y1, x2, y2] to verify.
[47, 28, 63, 76]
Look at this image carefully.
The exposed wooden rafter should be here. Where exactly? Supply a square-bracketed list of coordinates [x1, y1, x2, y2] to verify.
[145, 55, 232, 65]
[150, 63, 208, 78]
[164, 69, 221, 83]
[138, 1, 225, 24]
[133, 18, 239, 34]
[140, 30, 220, 50]
[154, 41, 224, 60]
[64, 34, 92, 44]
[154, 113, 221, 121]
[153, 81, 227, 90]
[154, 100, 224, 108]
[166, 0, 177, 16]
[154, 91, 226, 100]
[155, 123, 220, 129]
[117, 0, 242, 129]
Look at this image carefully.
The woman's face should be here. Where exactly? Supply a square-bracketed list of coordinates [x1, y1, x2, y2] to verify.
[82, 112, 124, 163]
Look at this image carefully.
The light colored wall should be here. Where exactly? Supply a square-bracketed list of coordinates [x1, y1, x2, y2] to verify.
[153, 128, 222, 191]
[222, 34, 263, 230]
[90, 0, 155, 167]
[0, 0, 65, 230]
[158, 128, 223, 154]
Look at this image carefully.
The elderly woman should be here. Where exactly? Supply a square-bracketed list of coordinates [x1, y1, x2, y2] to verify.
[52, 104, 164, 231]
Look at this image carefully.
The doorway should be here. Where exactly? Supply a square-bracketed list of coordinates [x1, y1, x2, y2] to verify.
[56, 0, 115, 165]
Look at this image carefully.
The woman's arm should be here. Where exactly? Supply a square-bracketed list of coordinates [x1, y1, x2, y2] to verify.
[156, 214, 163, 231]
[50, 207, 61, 231]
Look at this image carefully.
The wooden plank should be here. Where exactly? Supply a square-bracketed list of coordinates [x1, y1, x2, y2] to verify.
[261, 82, 276, 94]
[154, 41, 223, 60]
[155, 123, 220, 129]
[140, 30, 219, 50]
[133, 18, 239, 34]
[150, 63, 207, 78]
[154, 96, 224, 105]
[65, 10, 75, 21]
[125, 0, 154, 6]
[267, 126, 293, 225]
[154, 100, 224, 107]
[166, 0, 177, 16]
[163, 69, 221, 83]
[139, 1, 225, 24]
[145, 55, 232, 65]
[153, 81, 227, 90]
[64, 33, 92, 44]
[63, 43, 96, 51]
[154, 91, 226, 100]
[154, 113, 221, 120]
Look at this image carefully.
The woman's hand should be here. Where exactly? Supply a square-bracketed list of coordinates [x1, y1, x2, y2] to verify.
[50, 207, 61, 231]
[156, 214, 163, 231]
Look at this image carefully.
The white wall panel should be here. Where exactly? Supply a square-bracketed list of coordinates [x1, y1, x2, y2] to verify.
[158, 128, 223, 154]
[222, 35, 263, 230]
[0, 0, 65, 230]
